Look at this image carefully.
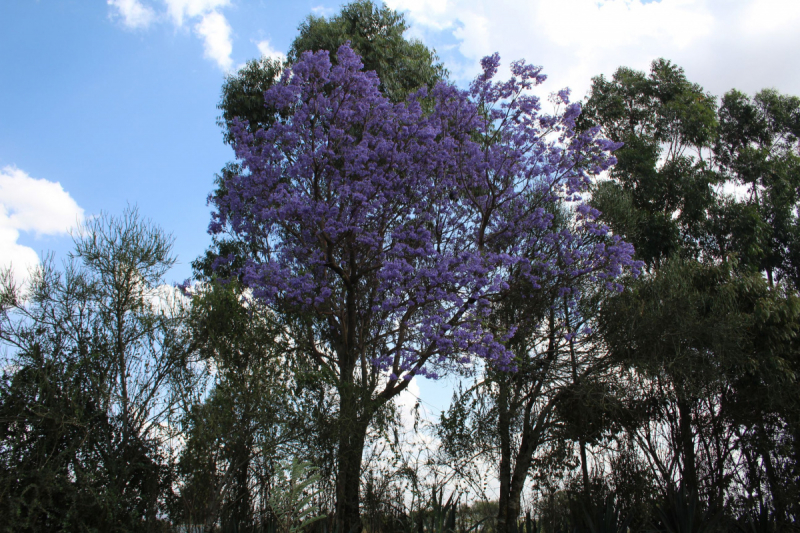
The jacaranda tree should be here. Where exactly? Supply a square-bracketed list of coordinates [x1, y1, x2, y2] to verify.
[209, 43, 638, 530]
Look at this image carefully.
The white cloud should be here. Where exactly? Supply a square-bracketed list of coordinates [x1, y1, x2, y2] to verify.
[391, 0, 451, 30]
[195, 11, 234, 70]
[395, 377, 423, 430]
[164, 0, 234, 71]
[0, 166, 84, 286]
[108, 0, 157, 29]
[255, 39, 286, 63]
[0, 224, 40, 288]
[386, 0, 800, 100]
[164, 0, 231, 26]
[107, 0, 235, 71]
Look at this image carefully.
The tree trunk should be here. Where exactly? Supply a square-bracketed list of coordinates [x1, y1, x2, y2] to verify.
[229, 432, 253, 529]
[496, 377, 513, 533]
[579, 437, 590, 497]
[335, 383, 371, 533]
[677, 396, 697, 501]
[757, 419, 787, 526]
[564, 300, 590, 499]
[496, 312, 557, 533]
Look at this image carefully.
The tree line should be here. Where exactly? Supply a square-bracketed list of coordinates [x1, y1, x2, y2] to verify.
[1, 2, 798, 532]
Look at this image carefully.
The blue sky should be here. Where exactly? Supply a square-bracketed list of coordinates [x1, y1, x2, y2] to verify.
[1, 1, 344, 284]
[2, 0, 799, 412]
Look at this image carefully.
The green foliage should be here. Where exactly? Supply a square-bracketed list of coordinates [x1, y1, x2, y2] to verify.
[576, 494, 632, 533]
[0, 208, 187, 532]
[579, 59, 719, 267]
[217, 0, 445, 146]
[585, 58, 800, 527]
[269, 459, 325, 533]
[713, 88, 800, 287]
[653, 489, 722, 533]
[600, 258, 753, 385]
[174, 279, 315, 530]
[288, 0, 445, 104]
[219, 57, 284, 144]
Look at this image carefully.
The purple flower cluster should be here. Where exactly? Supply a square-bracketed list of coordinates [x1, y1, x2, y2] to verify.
[210, 44, 639, 386]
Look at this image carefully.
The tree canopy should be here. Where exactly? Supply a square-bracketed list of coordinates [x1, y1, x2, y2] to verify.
[210, 43, 637, 530]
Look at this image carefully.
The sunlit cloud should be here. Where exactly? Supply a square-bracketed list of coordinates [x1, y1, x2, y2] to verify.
[0, 166, 84, 286]
[387, 0, 800, 100]
[107, 0, 235, 70]
[195, 10, 234, 70]
[255, 38, 286, 63]
[311, 5, 336, 17]
[107, 0, 157, 29]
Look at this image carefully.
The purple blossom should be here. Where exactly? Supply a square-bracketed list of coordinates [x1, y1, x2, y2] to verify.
[209, 44, 638, 391]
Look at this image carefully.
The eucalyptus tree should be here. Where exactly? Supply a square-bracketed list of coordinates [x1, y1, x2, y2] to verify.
[582, 59, 800, 526]
[713, 88, 800, 287]
[712, 88, 800, 526]
[577, 60, 724, 509]
[218, 0, 444, 146]
[288, 0, 445, 104]
[175, 278, 306, 532]
[577, 58, 719, 268]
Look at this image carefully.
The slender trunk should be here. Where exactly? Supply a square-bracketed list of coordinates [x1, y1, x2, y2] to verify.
[790, 422, 800, 522]
[205, 456, 243, 533]
[579, 438, 590, 497]
[757, 419, 786, 525]
[229, 432, 253, 528]
[496, 377, 513, 533]
[117, 306, 130, 447]
[677, 396, 697, 502]
[505, 400, 553, 532]
[332, 279, 370, 533]
[496, 311, 557, 533]
[565, 299, 590, 498]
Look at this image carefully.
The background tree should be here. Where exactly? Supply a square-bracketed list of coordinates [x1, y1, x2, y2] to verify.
[438, 203, 634, 533]
[579, 59, 800, 528]
[712, 87, 800, 526]
[174, 279, 303, 532]
[0, 208, 194, 532]
[578, 60, 722, 510]
[288, 0, 445, 104]
[713, 88, 800, 286]
[577, 58, 718, 268]
[218, 0, 444, 145]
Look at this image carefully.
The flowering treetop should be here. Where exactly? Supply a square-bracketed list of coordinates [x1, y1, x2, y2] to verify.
[210, 44, 638, 393]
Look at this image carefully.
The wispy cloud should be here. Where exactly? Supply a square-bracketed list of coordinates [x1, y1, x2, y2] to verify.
[195, 11, 234, 70]
[0, 166, 84, 286]
[107, 0, 157, 30]
[164, 0, 234, 71]
[255, 38, 286, 63]
[107, 0, 235, 71]
[164, 0, 231, 26]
